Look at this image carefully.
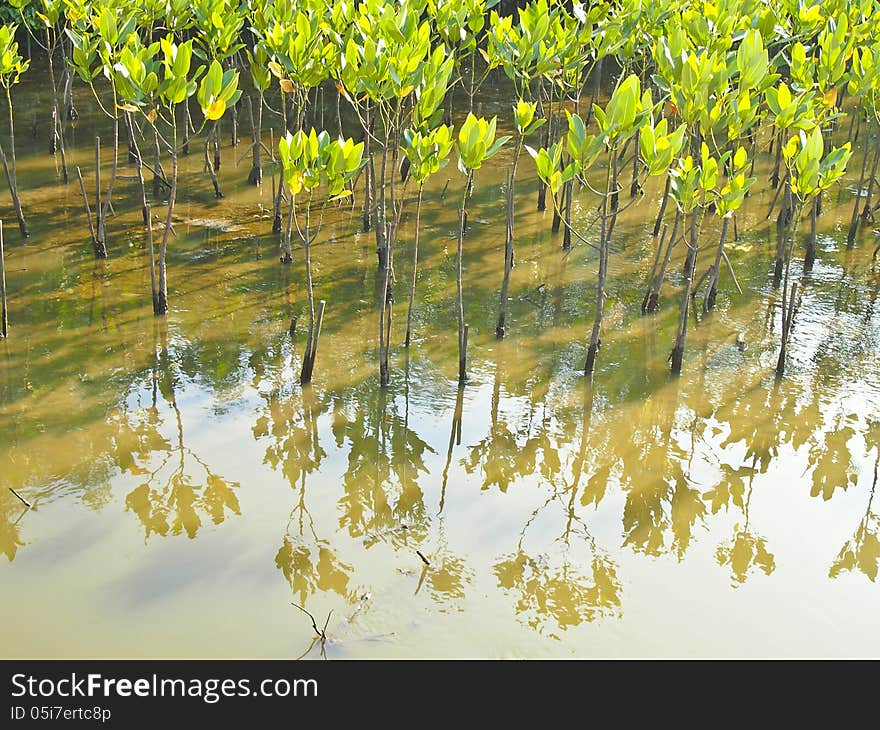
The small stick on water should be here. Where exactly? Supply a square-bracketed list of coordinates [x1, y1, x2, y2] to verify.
[416, 549, 431, 566]
[75, 166, 98, 250]
[721, 250, 744, 295]
[291, 602, 328, 639]
[9, 487, 31, 508]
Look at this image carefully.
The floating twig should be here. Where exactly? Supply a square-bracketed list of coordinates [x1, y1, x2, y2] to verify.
[291, 601, 331, 642]
[416, 549, 431, 566]
[9, 487, 31, 508]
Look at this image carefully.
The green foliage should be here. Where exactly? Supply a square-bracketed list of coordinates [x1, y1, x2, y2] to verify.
[0, 23, 28, 86]
[456, 112, 509, 174]
[640, 116, 686, 177]
[192, 0, 245, 60]
[403, 124, 453, 184]
[513, 98, 544, 137]
[196, 58, 241, 120]
[716, 146, 756, 217]
[278, 129, 364, 198]
[765, 82, 816, 132]
[592, 74, 652, 149]
[783, 126, 851, 199]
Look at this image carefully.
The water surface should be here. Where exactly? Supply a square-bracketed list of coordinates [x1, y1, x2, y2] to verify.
[1, 64, 879, 658]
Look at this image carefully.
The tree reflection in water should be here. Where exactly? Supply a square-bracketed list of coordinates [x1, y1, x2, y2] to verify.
[250, 339, 353, 607]
[123, 320, 241, 540]
[0, 489, 27, 562]
[830, 423, 880, 582]
[493, 385, 621, 636]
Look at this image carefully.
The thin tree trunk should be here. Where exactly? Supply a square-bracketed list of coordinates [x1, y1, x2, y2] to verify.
[375, 138, 389, 270]
[46, 32, 68, 182]
[630, 129, 641, 197]
[585, 155, 614, 375]
[804, 196, 818, 271]
[75, 165, 99, 255]
[230, 97, 238, 147]
[146, 203, 158, 311]
[272, 128, 284, 235]
[703, 216, 730, 313]
[126, 112, 149, 226]
[3, 88, 27, 237]
[497, 142, 523, 337]
[643, 210, 679, 313]
[299, 202, 318, 384]
[770, 128, 782, 189]
[653, 173, 671, 236]
[362, 104, 373, 232]
[861, 127, 880, 225]
[205, 120, 223, 197]
[537, 82, 551, 212]
[496, 167, 515, 338]
[847, 129, 871, 248]
[563, 176, 573, 249]
[156, 139, 178, 315]
[248, 93, 262, 185]
[101, 98, 120, 225]
[457, 172, 473, 384]
[405, 184, 423, 348]
[776, 202, 804, 378]
[182, 101, 191, 155]
[670, 209, 699, 375]
[213, 121, 221, 171]
[152, 126, 163, 196]
[280, 191, 294, 264]
[774, 184, 794, 285]
[94, 137, 107, 257]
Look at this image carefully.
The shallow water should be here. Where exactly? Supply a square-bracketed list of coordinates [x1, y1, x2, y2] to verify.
[1, 62, 879, 658]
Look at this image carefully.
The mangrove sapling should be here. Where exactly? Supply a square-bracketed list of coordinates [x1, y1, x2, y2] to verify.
[637, 113, 688, 313]
[192, 0, 245, 198]
[401, 124, 453, 348]
[67, 7, 146, 252]
[378, 112, 405, 387]
[264, 6, 335, 185]
[532, 76, 653, 375]
[763, 82, 820, 285]
[667, 144, 720, 376]
[846, 119, 871, 248]
[483, 0, 560, 221]
[245, 46, 271, 186]
[353, 16, 435, 272]
[73, 138, 108, 258]
[860, 132, 880, 226]
[496, 99, 544, 339]
[454, 113, 508, 383]
[703, 146, 755, 313]
[120, 34, 239, 314]
[847, 45, 880, 228]
[775, 126, 851, 378]
[24, 0, 70, 182]
[0, 24, 29, 237]
[277, 129, 363, 384]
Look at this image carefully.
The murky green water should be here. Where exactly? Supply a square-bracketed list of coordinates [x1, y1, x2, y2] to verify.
[1, 61, 879, 657]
